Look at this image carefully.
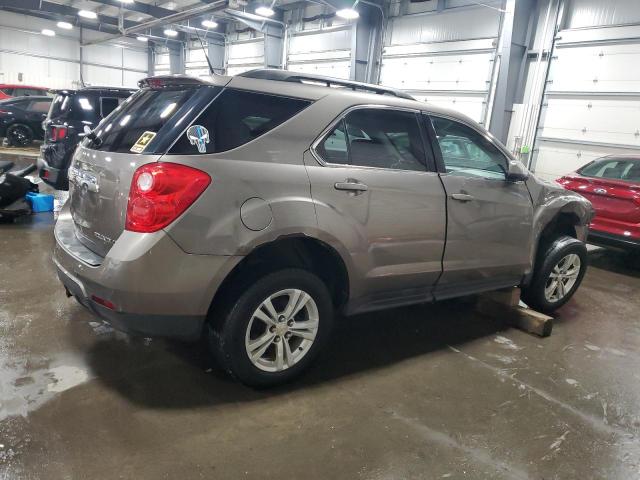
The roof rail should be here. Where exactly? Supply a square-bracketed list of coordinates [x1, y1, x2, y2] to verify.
[239, 69, 415, 101]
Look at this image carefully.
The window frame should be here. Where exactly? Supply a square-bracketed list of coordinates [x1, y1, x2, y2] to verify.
[424, 113, 513, 181]
[311, 104, 437, 173]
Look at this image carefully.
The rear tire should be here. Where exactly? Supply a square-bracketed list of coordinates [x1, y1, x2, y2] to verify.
[521, 236, 588, 313]
[6, 124, 34, 147]
[207, 268, 334, 388]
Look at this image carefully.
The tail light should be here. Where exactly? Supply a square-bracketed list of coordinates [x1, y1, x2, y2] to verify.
[125, 162, 211, 233]
[50, 125, 68, 141]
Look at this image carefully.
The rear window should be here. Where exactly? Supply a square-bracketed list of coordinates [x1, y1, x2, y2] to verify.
[168, 89, 311, 155]
[48, 93, 97, 122]
[88, 88, 200, 153]
[579, 159, 640, 182]
[48, 92, 131, 123]
[13, 88, 47, 97]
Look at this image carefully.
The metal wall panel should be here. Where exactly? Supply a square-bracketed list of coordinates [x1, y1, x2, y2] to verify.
[287, 28, 351, 80]
[566, 0, 640, 29]
[387, 5, 502, 45]
[0, 11, 147, 89]
[381, 16, 498, 124]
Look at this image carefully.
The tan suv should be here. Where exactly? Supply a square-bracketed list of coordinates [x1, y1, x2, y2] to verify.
[53, 70, 593, 387]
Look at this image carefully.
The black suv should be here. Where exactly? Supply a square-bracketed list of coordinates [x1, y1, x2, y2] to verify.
[39, 86, 135, 190]
[0, 96, 52, 146]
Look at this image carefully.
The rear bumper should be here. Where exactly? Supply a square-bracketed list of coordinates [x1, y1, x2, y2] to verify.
[38, 144, 71, 190]
[53, 206, 243, 340]
[588, 230, 640, 251]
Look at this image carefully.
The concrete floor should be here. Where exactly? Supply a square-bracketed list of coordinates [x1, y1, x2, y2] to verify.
[1, 203, 640, 478]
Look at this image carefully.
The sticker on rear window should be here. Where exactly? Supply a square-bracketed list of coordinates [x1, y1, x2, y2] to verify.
[186, 125, 210, 153]
[130, 131, 157, 153]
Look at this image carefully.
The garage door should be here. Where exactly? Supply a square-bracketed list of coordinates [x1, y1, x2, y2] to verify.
[533, 22, 640, 179]
[227, 39, 264, 76]
[286, 27, 351, 80]
[380, 6, 501, 124]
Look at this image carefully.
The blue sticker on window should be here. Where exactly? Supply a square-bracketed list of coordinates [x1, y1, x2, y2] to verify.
[186, 125, 210, 153]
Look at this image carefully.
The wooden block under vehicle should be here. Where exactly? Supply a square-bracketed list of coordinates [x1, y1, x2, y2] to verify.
[476, 287, 554, 337]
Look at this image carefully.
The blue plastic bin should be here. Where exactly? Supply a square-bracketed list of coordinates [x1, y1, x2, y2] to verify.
[25, 192, 55, 213]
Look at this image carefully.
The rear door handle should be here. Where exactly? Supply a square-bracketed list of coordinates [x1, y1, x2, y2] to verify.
[450, 193, 474, 202]
[335, 181, 368, 192]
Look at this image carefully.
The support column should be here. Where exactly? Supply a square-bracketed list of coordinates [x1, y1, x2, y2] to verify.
[350, 4, 382, 83]
[208, 41, 225, 74]
[263, 25, 284, 69]
[169, 43, 185, 74]
[488, 0, 535, 143]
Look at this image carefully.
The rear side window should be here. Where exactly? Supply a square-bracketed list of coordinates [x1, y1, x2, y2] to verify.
[579, 159, 640, 182]
[28, 99, 52, 112]
[169, 89, 311, 155]
[315, 108, 426, 172]
[100, 97, 121, 117]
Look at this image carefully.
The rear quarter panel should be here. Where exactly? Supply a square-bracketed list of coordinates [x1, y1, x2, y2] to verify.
[162, 95, 347, 256]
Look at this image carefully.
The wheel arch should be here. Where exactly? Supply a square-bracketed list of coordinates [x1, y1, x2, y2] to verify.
[207, 234, 350, 322]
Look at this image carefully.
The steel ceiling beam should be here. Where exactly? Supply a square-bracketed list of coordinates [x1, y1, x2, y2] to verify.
[86, 0, 176, 20]
[0, 0, 139, 29]
[0, 6, 123, 34]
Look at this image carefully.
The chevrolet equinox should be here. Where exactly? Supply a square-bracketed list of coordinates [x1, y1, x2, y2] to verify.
[53, 70, 593, 387]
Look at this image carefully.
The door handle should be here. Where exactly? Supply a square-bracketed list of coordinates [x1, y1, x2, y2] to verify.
[335, 181, 368, 192]
[450, 193, 474, 202]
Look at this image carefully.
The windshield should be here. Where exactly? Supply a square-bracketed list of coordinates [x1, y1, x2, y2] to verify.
[578, 158, 640, 182]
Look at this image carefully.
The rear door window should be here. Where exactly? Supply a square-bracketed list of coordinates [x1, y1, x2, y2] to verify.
[168, 89, 311, 155]
[315, 108, 427, 172]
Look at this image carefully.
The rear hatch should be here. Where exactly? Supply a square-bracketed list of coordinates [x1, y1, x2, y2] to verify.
[68, 79, 225, 257]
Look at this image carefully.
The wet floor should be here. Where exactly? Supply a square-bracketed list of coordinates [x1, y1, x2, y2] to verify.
[1, 209, 640, 479]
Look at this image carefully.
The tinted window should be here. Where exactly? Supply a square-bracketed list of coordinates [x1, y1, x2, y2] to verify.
[316, 109, 426, 171]
[89, 88, 199, 153]
[169, 89, 311, 155]
[431, 116, 507, 180]
[100, 97, 121, 117]
[0, 88, 14, 96]
[579, 159, 640, 182]
[28, 99, 52, 113]
[14, 88, 46, 97]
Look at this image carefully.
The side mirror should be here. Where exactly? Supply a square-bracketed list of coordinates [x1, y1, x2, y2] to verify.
[506, 160, 529, 182]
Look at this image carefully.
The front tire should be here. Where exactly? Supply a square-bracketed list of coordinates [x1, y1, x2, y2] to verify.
[208, 268, 334, 388]
[521, 236, 588, 313]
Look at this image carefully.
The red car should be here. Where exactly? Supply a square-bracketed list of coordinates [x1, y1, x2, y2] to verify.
[557, 155, 640, 251]
[0, 84, 49, 100]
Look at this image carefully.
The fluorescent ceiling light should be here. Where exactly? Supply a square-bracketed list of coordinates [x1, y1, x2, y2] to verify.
[136, 35, 148, 42]
[201, 19, 218, 28]
[78, 10, 98, 19]
[117, 0, 134, 3]
[336, 8, 359, 19]
[57, 21, 73, 29]
[41, 28, 56, 36]
[164, 28, 178, 37]
[255, 6, 274, 17]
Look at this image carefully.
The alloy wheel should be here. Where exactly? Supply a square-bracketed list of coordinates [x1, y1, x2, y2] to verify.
[544, 253, 581, 303]
[244, 289, 319, 372]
